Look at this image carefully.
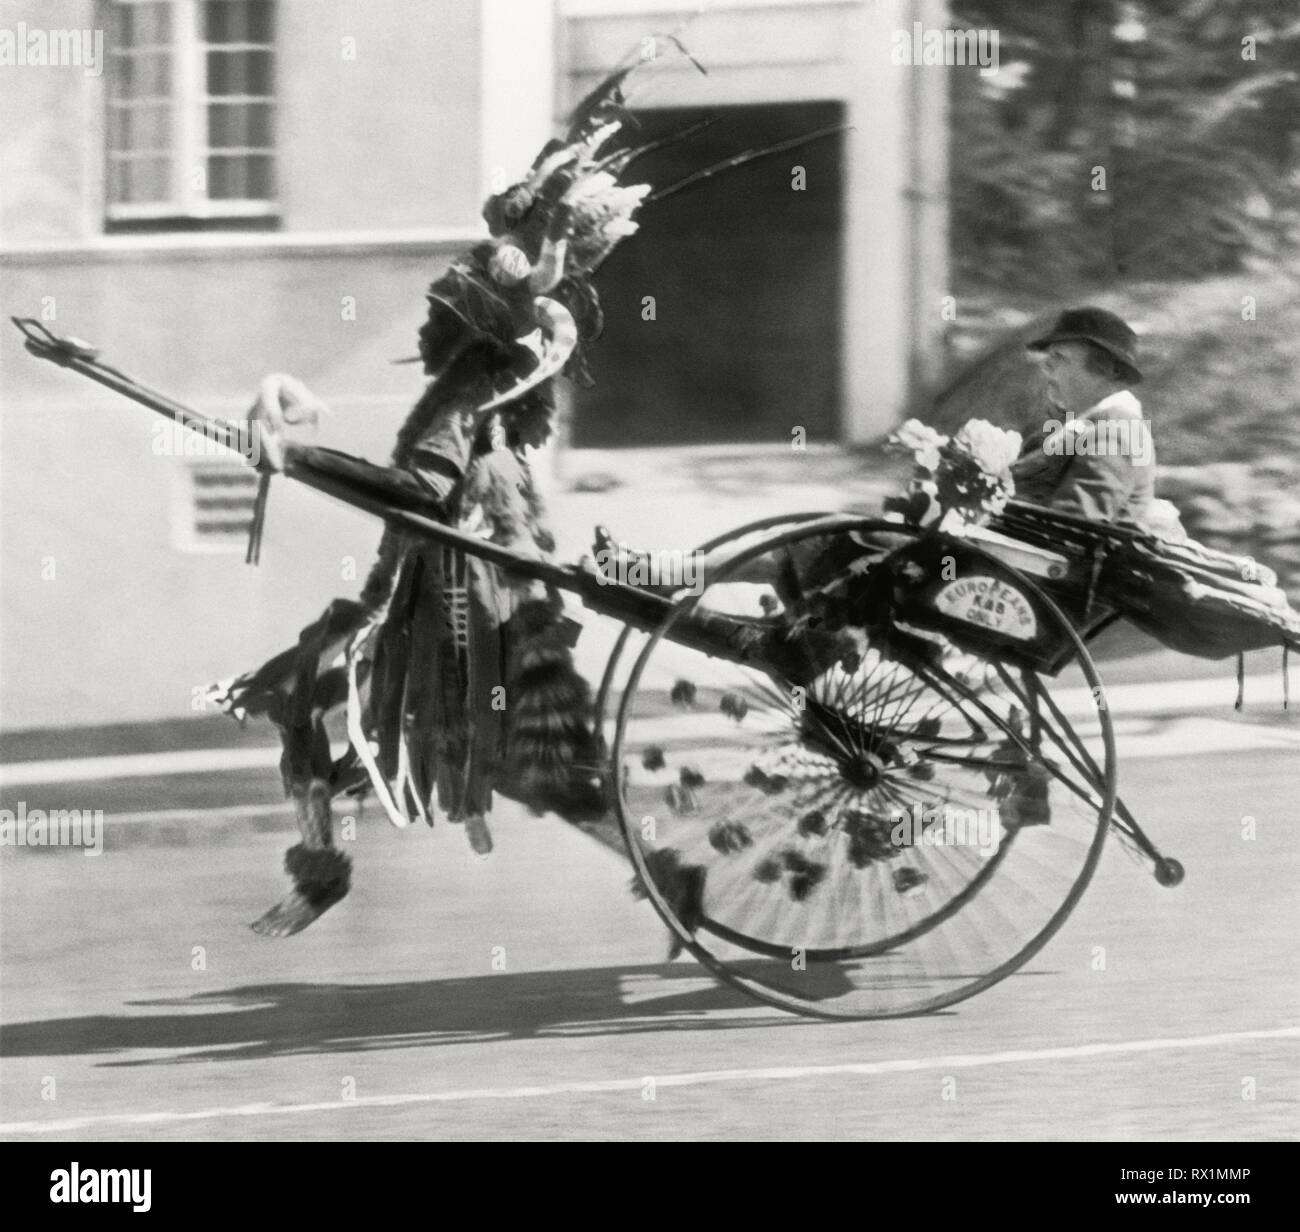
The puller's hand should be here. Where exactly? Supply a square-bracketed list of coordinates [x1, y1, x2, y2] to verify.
[248, 373, 329, 474]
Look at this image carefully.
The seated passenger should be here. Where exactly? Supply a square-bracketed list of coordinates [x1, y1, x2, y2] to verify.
[1012, 306, 1154, 525]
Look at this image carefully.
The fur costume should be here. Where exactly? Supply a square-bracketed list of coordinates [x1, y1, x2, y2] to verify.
[217, 344, 606, 935]
[213, 62, 659, 935]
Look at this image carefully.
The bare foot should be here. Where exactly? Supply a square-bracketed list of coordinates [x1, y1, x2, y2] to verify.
[250, 887, 344, 937]
[463, 814, 494, 855]
[251, 844, 351, 937]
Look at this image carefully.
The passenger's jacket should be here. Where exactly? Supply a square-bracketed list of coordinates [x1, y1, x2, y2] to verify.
[1010, 390, 1155, 524]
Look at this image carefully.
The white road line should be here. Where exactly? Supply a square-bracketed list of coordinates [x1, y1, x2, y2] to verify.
[1119, 718, 1299, 760]
[100, 803, 285, 826]
[1052, 673, 1292, 718]
[0, 747, 281, 787]
[1, 1025, 1295, 1135]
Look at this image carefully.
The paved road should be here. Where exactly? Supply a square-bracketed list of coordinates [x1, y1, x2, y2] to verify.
[0, 730, 1296, 1141]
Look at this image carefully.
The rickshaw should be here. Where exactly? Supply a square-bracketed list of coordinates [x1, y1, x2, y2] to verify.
[588, 500, 1182, 1020]
[21, 317, 1284, 1022]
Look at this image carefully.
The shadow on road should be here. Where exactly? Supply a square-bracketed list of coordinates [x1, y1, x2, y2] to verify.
[0, 965, 826, 1066]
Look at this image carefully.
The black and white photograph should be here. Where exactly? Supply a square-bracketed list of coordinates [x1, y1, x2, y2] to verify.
[0, 0, 1297, 1167]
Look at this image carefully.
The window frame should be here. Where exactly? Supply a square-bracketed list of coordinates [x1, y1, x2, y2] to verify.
[105, 0, 278, 225]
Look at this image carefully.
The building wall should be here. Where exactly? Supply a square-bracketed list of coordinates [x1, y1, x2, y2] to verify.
[0, 0, 101, 243]
[0, 0, 485, 730]
[0, 0, 947, 730]
[276, 0, 482, 233]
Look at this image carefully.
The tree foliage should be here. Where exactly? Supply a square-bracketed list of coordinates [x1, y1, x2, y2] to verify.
[950, 0, 1300, 291]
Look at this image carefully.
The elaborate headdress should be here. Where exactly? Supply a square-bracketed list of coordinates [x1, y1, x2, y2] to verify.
[415, 59, 668, 418]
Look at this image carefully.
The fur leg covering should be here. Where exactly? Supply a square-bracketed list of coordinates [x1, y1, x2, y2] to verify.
[283, 844, 352, 907]
[251, 779, 352, 937]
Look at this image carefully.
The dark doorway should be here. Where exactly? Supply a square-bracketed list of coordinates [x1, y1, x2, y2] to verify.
[574, 101, 845, 447]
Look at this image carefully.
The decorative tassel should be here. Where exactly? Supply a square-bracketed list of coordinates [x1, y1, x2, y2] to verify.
[1235, 651, 1245, 712]
[246, 471, 272, 566]
[501, 597, 603, 818]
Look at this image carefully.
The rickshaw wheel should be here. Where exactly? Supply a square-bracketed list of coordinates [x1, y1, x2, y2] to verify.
[613, 517, 1116, 1020]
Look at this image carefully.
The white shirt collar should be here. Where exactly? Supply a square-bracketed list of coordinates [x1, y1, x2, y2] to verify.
[1088, 389, 1142, 416]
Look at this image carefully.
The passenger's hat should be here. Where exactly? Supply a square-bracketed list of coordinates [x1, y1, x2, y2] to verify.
[1027, 305, 1142, 384]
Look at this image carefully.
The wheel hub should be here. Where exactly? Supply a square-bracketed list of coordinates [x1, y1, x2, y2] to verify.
[840, 751, 887, 789]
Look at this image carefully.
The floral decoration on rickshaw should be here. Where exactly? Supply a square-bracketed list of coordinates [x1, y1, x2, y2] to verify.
[885, 418, 1024, 527]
